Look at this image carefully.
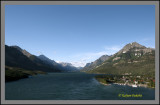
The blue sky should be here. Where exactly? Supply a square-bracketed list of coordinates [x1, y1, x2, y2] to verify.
[5, 5, 155, 67]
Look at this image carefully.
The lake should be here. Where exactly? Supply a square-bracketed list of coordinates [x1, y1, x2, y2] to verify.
[5, 72, 155, 100]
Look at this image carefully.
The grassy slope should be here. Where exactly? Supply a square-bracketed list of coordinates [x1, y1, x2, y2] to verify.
[5, 66, 46, 82]
[87, 51, 155, 76]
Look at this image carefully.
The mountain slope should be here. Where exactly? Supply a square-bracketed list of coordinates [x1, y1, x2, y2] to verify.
[58, 62, 79, 71]
[37, 55, 80, 72]
[81, 55, 110, 71]
[86, 42, 155, 76]
[5, 45, 61, 72]
[11, 46, 32, 57]
[37, 55, 57, 66]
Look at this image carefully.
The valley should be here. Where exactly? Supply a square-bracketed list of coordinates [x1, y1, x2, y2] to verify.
[5, 42, 155, 89]
[4, 42, 156, 100]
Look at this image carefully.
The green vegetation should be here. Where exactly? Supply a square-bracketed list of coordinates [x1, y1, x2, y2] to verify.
[147, 79, 155, 88]
[95, 77, 107, 84]
[94, 75, 155, 88]
[5, 66, 47, 82]
[5, 69, 28, 82]
[89, 47, 155, 88]
[87, 51, 155, 77]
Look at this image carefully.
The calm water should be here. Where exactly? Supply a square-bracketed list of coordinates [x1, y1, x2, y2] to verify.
[5, 72, 155, 100]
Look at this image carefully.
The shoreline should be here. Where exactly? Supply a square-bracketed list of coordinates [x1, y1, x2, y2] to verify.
[98, 82, 155, 88]
[99, 82, 111, 86]
[5, 71, 47, 82]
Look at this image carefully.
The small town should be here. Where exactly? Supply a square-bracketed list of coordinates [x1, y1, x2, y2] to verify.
[95, 74, 155, 88]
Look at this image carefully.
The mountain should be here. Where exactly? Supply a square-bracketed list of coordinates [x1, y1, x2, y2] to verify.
[86, 42, 155, 76]
[58, 62, 79, 71]
[38, 55, 57, 66]
[5, 45, 61, 72]
[81, 55, 110, 71]
[116, 42, 152, 55]
[37, 55, 80, 72]
[11, 46, 32, 57]
[76, 67, 83, 70]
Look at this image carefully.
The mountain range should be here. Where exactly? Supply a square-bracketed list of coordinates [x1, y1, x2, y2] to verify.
[37, 55, 80, 71]
[6, 45, 80, 72]
[5, 45, 61, 72]
[84, 42, 155, 76]
[81, 55, 110, 71]
[5, 42, 155, 81]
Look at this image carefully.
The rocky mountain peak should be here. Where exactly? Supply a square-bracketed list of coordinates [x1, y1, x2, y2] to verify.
[82, 54, 110, 71]
[129, 42, 145, 47]
[11, 45, 32, 57]
[123, 42, 145, 50]
[99, 55, 110, 62]
[85, 63, 92, 67]
[117, 42, 146, 55]
[38, 54, 48, 59]
[59, 62, 73, 67]
[22, 50, 32, 57]
[38, 54, 57, 65]
[11, 45, 22, 51]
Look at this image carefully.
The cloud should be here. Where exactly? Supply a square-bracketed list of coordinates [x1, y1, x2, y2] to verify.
[68, 46, 122, 67]
[58, 45, 123, 67]
[74, 51, 107, 61]
[137, 37, 155, 48]
[67, 51, 107, 67]
[36, 51, 42, 55]
[53, 51, 57, 55]
[137, 37, 154, 45]
[104, 45, 123, 55]
[70, 61, 86, 67]
[141, 38, 150, 42]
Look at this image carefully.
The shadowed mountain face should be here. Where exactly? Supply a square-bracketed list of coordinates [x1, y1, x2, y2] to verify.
[85, 42, 155, 76]
[5, 45, 61, 72]
[38, 55, 80, 71]
[58, 62, 80, 71]
[11, 46, 32, 57]
[38, 55, 57, 66]
[7, 45, 80, 72]
[81, 55, 110, 71]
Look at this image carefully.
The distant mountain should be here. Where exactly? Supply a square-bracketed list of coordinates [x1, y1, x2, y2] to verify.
[76, 67, 83, 70]
[86, 42, 155, 76]
[37, 55, 80, 72]
[81, 55, 110, 71]
[11, 46, 77, 72]
[38, 55, 57, 66]
[5, 45, 61, 72]
[58, 62, 79, 71]
[59, 62, 72, 67]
